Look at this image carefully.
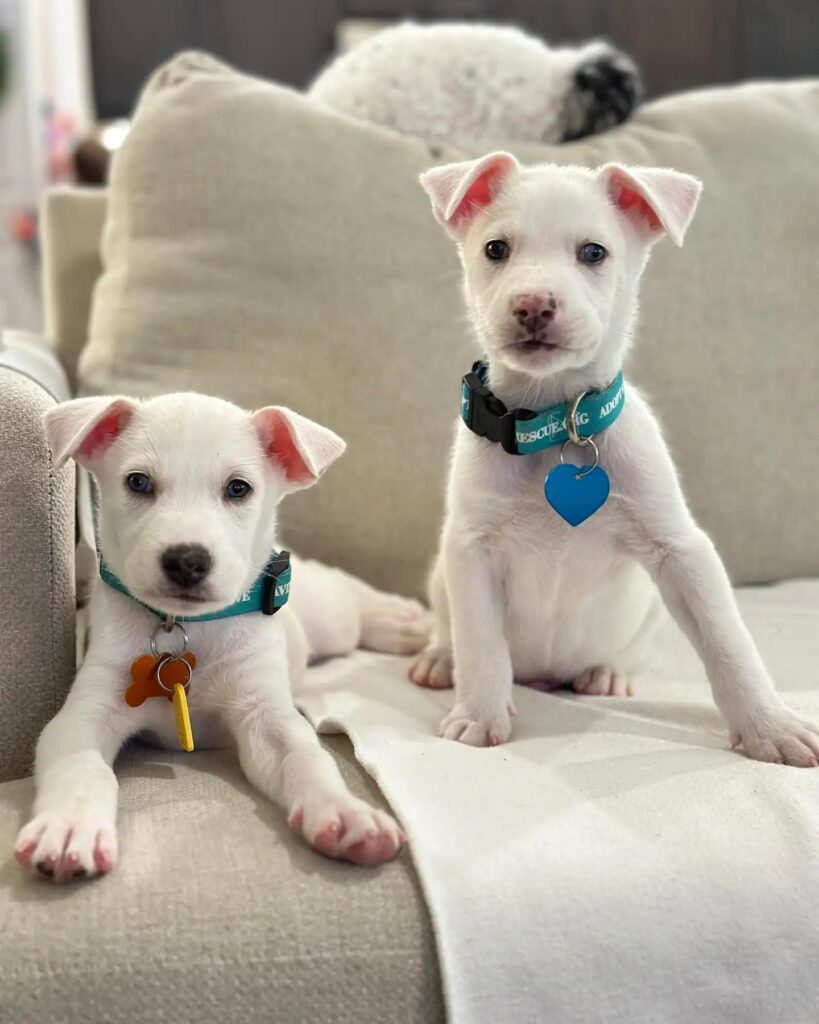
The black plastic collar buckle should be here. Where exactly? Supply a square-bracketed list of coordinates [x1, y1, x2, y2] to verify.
[261, 550, 291, 616]
[462, 369, 520, 455]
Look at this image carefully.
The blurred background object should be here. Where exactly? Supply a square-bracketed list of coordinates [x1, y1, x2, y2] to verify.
[0, 0, 92, 333]
[0, 0, 817, 336]
[86, 0, 819, 115]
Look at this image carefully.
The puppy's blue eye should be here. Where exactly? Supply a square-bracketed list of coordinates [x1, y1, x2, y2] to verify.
[578, 242, 607, 265]
[225, 479, 252, 500]
[126, 472, 153, 495]
[485, 239, 510, 261]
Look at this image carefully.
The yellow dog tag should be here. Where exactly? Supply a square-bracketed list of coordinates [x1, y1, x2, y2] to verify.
[172, 683, 194, 752]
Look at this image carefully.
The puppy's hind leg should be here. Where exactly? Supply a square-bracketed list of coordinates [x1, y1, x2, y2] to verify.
[571, 592, 664, 698]
[572, 665, 633, 697]
[289, 557, 430, 661]
[409, 553, 454, 689]
[359, 588, 431, 657]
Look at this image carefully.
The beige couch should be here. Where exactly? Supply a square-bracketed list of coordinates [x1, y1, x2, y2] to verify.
[1, 53, 817, 1023]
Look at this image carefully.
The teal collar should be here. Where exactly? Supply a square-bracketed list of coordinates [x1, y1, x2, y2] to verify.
[99, 551, 292, 622]
[460, 361, 625, 455]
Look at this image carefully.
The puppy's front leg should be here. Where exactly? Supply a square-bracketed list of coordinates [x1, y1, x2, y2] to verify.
[650, 528, 819, 765]
[15, 663, 133, 881]
[622, 408, 819, 766]
[439, 533, 514, 746]
[224, 663, 404, 865]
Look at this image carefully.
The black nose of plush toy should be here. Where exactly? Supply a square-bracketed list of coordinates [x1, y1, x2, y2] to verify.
[161, 544, 212, 588]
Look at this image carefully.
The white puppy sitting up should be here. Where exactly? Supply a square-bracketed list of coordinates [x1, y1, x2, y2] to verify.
[410, 151, 819, 767]
[15, 393, 428, 882]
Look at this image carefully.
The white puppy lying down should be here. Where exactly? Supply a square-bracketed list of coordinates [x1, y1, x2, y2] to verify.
[15, 394, 428, 882]
[410, 151, 819, 766]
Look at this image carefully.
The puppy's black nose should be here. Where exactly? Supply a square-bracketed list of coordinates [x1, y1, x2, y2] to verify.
[161, 544, 211, 588]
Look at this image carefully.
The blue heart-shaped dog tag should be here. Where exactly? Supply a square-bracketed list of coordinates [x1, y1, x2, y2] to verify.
[544, 463, 610, 526]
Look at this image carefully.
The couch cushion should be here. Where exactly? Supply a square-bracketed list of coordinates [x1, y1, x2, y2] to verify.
[79, 54, 819, 591]
[0, 736, 443, 1024]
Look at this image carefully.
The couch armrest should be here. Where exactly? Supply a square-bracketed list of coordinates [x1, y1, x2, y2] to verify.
[0, 361, 75, 781]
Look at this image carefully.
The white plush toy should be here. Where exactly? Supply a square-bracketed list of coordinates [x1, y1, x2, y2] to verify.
[309, 21, 641, 148]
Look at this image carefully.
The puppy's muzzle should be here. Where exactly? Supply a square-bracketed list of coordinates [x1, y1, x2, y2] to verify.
[161, 544, 212, 588]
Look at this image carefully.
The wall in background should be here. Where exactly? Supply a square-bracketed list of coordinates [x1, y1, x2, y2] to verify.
[88, 0, 819, 119]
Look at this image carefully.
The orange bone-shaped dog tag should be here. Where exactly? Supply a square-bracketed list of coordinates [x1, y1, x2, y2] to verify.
[126, 653, 196, 707]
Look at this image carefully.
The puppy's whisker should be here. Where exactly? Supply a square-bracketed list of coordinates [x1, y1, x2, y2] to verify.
[143, 429, 162, 467]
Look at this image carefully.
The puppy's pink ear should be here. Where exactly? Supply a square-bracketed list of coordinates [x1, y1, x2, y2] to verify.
[420, 152, 519, 240]
[252, 406, 346, 492]
[599, 164, 702, 246]
[43, 396, 137, 469]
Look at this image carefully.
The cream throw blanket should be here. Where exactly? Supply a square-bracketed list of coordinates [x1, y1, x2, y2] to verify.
[298, 582, 819, 1024]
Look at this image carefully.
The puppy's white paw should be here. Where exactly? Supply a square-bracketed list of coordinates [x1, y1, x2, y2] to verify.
[360, 600, 431, 656]
[732, 708, 819, 767]
[438, 701, 513, 747]
[14, 811, 118, 883]
[409, 645, 454, 689]
[288, 794, 405, 866]
[572, 664, 633, 697]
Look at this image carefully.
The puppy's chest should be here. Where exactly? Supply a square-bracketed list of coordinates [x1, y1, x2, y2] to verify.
[465, 447, 625, 600]
[121, 641, 261, 750]
[468, 446, 615, 548]
[117, 619, 281, 716]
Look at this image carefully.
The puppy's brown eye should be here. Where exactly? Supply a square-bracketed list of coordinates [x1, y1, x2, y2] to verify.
[225, 478, 252, 500]
[578, 242, 607, 265]
[485, 239, 510, 261]
[126, 472, 153, 495]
